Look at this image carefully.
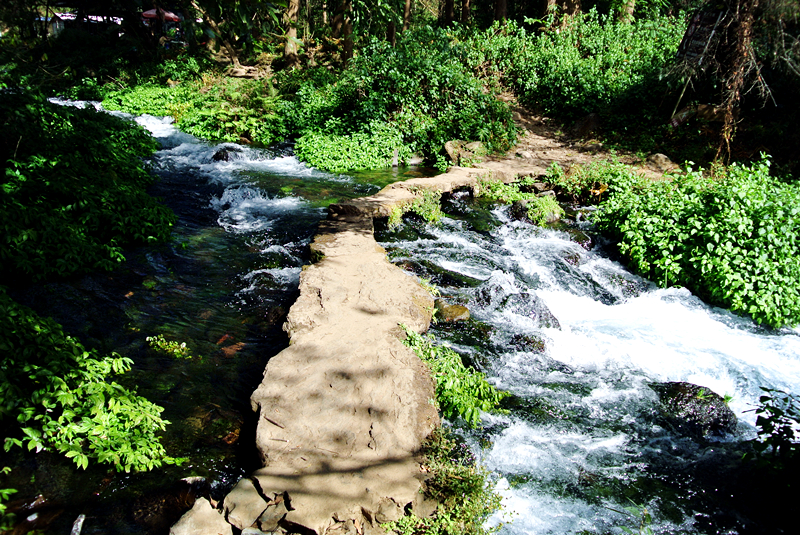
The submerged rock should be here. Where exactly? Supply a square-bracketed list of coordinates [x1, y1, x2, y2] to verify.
[651, 382, 737, 438]
[212, 146, 243, 162]
[501, 292, 561, 329]
[434, 298, 470, 322]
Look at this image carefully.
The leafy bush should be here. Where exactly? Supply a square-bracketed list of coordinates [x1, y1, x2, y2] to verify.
[0, 288, 176, 472]
[1, 92, 175, 282]
[282, 27, 517, 171]
[465, 11, 685, 128]
[401, 326, 506, 427]
[594, 156, 800, 328]
[383, 427, 502, 535]
[103, 75, 288, 146]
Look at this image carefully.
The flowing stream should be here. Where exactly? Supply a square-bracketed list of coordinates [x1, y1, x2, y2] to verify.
[10, 101, 799, 534]
[376, 192, 800, 535]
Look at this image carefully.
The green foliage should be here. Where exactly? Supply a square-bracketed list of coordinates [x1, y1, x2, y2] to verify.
[103, 75, 288, 146]
[294, 121, 410, 172]
[594, 156, 800, 328]
[382, 427, 503, 535]
[547, 160, 648, 205]
[1, 92, 175, 282]
[750, 388, 800, 467]
[0, 467, 16, 530]
[388, 188, 445, 229]
[282, 27, 517, 171]
[465, 11, 684, 131]
[146, 335, 193, 360]
[401, 326, 506, 427]
[477, 176, 565, 226]
[0, 288, 176, 472]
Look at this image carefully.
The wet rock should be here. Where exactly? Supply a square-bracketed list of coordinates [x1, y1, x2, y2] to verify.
[434, 299, 470, 322]
[564, 228, 594, 250]
[509, 333, 546, 353]
[650, 382, 737, 438]
[518, 181, 550, 194]
[170, 498, 232, 535]
[212, 146, 243, 162]
[501, 292, 561, 329]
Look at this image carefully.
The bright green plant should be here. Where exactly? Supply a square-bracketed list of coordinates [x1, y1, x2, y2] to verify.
[0, 467, 16, 531]
[383, 427, 503, 535]
[465, 11, 685, 126]
[401, 325, 506, 427]
[749, 388, 800, 466]
[281, 27, 517, 171]
[594, 155, 800, 328]
[387, 188, 445, 229]
[0, 288, 177, 472]
[476, 176, 565, 226]
[146, 335, 192, 360]
[1, 92, 175, 283]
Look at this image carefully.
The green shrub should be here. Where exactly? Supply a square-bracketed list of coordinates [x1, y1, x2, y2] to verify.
[750, 388, 800, 467]
[0, 288, 176, 472]
[103, 76, 288, 146]
[294, 121, 410, 172]
[594, 156, 800, 328]
[383, 427, 502, 535]
[1, 92, 175, 282]
[401, 326, 506, 427]
[466, 11, 685, 128]
[282, 27, 517, 171]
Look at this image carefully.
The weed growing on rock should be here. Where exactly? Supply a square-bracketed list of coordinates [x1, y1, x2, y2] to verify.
[382, 427, 503, 535]
[388, 189, 445, 230]
[476, 176, 565, 226]
[401, 325, 506, 427]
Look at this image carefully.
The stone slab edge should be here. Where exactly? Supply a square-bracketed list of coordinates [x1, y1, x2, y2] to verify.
[177, 164, 522, 535]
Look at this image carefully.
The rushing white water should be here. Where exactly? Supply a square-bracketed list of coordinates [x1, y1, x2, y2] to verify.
[381, 200, 800, 534]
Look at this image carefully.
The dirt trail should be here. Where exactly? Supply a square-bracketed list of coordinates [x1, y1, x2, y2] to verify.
[170, 103, 674, 535]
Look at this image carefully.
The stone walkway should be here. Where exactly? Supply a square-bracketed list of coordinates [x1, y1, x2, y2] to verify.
[170, 104, 674, 535]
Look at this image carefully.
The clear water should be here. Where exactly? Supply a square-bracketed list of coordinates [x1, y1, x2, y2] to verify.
[376, 192, 800, 535]
[5, 103, 434, 534]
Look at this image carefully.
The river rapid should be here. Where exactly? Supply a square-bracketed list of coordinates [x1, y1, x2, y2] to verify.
[376, 192, 800, 535]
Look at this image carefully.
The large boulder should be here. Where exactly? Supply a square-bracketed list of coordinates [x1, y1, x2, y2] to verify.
[650, 382, 737, 438]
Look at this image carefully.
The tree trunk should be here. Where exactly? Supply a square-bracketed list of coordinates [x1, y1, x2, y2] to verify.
[718, 0, 759, 159]
[387, 21, 397, 45]
[461, 0, 471, 25]
[190, 0, 240, 67]
[443, 0, 455, 26]
[618, 0, 635, 23]
[403, 0, 412, 31]
[285, 0, 301, 68]
[494, 0, 507, 22]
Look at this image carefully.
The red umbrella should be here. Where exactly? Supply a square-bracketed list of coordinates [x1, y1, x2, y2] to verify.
[142, 8, 181, 22]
